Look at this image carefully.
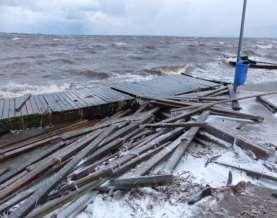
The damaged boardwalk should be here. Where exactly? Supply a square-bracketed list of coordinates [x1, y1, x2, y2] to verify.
[0, 74, 276, 218]
[0, 75, 216, 130]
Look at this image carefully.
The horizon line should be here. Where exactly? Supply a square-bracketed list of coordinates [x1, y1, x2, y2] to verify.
[1, 31, 277, 40]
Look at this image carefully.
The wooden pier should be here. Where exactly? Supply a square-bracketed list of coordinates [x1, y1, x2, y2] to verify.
[0, 75, 216, 130]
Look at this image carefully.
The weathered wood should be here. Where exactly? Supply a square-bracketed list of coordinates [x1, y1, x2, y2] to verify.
[256, 96, 277, 113]
[0, 136, 62, 160]
[0, 99, 4, 120]
[61, 108, 156, 140]
[25, 180, 104, 218]
[211, 106, 264, 123]
[81, 109, 159, 166]
[203, 124, 272, 159]
[111, 87, 196, 107]
[200, 86, 228, 97]
[214, 161, 277, 182]
[60, 146, 164, 195]
[8, 129, 104, 218]
[142, 122, 207, 129]
[0, 158, 58, 201]
[162, 104, 211, 123]
[2, 99, 10, 119]
[109, 174, 174, 189]
[15, 95, 31, 112]
[164, 111, 210, 173]
[8, 98, 15, 119]
[0, 141, 67, 184]
[54, 191, 97, 218]
[0, 189, 35, 213]
[163, 91, 277, 124]
[131, 129, 186, 176]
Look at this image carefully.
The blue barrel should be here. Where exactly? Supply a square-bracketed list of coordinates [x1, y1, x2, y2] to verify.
[234, 59, 249, 86]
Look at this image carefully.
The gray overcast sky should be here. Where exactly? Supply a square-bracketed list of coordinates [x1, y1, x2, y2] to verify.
[0, 0, 276, 37]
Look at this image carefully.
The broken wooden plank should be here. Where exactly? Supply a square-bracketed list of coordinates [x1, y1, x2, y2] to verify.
[131, 129, 185, 176]
[164, 111, 210, 173]
[142, 122, 207, 129]
[211, 106, 264, 123]
[256, 96, 277, 113]
[200, 86, 228, 97]
[25, 180, 104, 218]
[203, 124, 272, 159]
[6, 129, 104, 217]
[53, 191, 97, 218]
[109, 174, 174, 189]
[214, 161, 277, 182]
[0, 141, 67, 184]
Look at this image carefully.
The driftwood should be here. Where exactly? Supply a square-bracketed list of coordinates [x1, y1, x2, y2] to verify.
[164, 111, 210, 173]
[0, 85, 276, 218]
[25, 180, 104, 218]
[214, 161, 277, 182]
[9, 128, 105, 218]
[0, 142, 66, 186]
[203, 124, 272, 159]
[109, 174, 174, 189]
[256, 96, 277, 113]
[202, 86, 228, 97]
[54, 192, 98, 218]
[131, 129, 186, 176]
[211, 106, 264, 123]
[142, 122, 207, 129]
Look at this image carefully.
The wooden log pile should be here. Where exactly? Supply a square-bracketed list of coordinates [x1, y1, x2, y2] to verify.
[0, 85, 275, 218]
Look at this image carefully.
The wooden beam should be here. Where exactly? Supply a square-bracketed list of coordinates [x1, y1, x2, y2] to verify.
[109, 174, 174, 189]
[142, 122, 207, 129]
[203, 124, 272, 159]
[163, 111, 210, 173]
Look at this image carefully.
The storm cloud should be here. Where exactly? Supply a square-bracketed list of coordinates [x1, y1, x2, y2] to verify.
[0, 0, 276, 37]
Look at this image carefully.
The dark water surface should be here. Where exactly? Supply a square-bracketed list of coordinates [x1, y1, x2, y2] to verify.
[0, 33, 277, 98]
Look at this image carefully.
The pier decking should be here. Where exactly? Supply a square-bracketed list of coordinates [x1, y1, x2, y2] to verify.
[0, 75, 217, 129]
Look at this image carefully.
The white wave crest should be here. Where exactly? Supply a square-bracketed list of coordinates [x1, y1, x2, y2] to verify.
[0, 82, 71, 98]
[256, 44, 274, 49]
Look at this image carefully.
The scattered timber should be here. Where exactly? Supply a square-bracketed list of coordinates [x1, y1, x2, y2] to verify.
[203, 124, 272, 159]
[0, 78, 275, 218]
[256, 96, 277, 113]
[214, 161, 277, 182]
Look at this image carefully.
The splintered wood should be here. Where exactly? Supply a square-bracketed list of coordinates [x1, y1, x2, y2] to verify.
[0, 84, 275, 218]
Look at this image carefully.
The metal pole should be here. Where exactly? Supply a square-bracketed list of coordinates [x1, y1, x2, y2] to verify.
[234, 0, 248, 92]
[236, 0, 248, 63]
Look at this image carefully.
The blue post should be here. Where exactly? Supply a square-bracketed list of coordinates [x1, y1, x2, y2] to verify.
[234, 0, 248, 92]
[234, 59, 249, 86]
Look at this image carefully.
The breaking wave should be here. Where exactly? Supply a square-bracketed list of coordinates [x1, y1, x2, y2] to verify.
[256, 44, 274, 49]
[112, 42, 128, 48]
[76, 70, 110, 79]
[0, 82, 71, 98]
[144, 64, 195, 75]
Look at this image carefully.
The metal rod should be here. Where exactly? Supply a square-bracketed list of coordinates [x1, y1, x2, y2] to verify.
[234, 0, 248, 93]
[237, 0, 248, 63]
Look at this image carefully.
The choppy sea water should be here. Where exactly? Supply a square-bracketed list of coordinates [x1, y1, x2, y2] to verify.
[0, 33, 277, 98]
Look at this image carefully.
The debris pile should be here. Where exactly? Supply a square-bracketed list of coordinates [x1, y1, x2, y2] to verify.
[0, 84, 276, 218]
